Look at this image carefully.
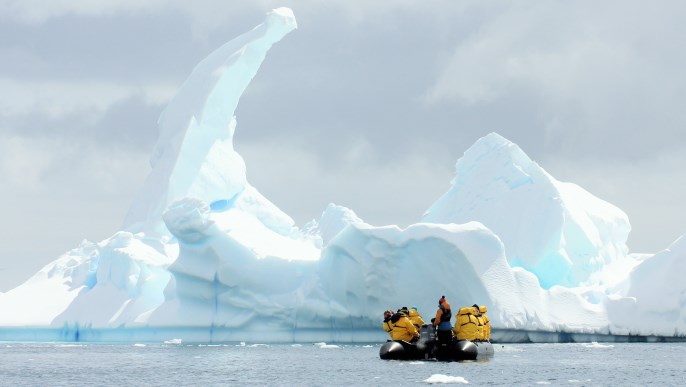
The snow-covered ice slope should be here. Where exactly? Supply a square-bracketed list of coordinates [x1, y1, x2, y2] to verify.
[423, 133, 631, 290]
[1, 7, 685, 342]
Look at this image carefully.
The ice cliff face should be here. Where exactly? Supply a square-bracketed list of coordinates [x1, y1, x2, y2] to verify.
[606, 235, 686, 335]
[1, 8, 685, 342]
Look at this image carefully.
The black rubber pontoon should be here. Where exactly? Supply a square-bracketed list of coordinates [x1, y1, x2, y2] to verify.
[379, 325, 494, 361]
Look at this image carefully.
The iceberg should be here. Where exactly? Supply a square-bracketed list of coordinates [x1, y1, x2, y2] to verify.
[1, 7, 685, 343]
[423, 132, 632, 290]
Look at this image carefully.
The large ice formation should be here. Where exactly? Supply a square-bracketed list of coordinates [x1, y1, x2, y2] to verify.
[423, 133, 631, 289]
[1, 8, 684, 343]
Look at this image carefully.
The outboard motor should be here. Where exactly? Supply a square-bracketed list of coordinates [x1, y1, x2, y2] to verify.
[416, 324, 436, 359]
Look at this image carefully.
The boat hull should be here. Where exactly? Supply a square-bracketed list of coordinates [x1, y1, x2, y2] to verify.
[379, 325, 494, 361]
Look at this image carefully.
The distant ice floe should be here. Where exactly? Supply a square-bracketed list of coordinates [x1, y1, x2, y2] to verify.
[424, 374, 469, 384]
[496, 345, 525, 352]
[314, 342, 340, 349]
[582, 342, 614, 349]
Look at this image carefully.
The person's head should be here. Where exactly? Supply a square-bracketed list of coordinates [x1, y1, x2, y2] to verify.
[398, 307, 409, 316]
[438, 295, 446, 306]
[383, 310, 393, 319]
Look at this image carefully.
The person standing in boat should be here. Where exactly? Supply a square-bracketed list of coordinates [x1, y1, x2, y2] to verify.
[432, 296, 453, 350]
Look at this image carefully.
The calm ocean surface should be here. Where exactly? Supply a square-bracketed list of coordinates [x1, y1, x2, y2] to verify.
[1, 341, 684, 386]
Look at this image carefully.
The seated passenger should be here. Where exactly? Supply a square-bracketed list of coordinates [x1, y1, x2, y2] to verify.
[382, 310, 394, 338]
[453, 306, 479, 341]
[472, 303, 485, 341]
[407, 306, 425, 330]
[479, 305, 491, 341]
[389, 310, 419, 342]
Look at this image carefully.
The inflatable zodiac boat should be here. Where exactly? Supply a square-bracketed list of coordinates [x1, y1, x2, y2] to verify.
[379, 325, 494, 361]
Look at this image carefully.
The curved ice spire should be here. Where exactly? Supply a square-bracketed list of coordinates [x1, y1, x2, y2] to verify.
[123, 8, 297, 236]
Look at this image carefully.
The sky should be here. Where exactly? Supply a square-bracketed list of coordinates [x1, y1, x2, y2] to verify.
[1, 0, 685, 291]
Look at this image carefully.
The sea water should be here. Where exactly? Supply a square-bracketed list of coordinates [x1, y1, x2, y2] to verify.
[1, 342, 684, 386]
